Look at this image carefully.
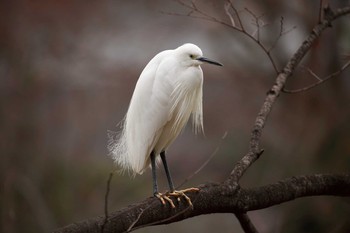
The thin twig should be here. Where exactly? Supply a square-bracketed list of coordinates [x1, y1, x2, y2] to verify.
[176, 0, 235, 29]
[168, 0, 280, 74]
[304, 66, 323, 81]
[126, 208, 146, 232]
[269, 16, 284, 52]
[226, 0, 244, 30]
[127, 205, 193, 232]
[176, 131, 228, 189]
[241, 7, 280, 73]
[101, 172, 114, 233]
[225, 2, 236, 28]
[244, 7, 266, 42]
[283, 60, 350, 94]
[230, 1, 244, 30]
[173, 1, 280, 74]
[268, 16, 297, 53]
[319, 0, 324, 23]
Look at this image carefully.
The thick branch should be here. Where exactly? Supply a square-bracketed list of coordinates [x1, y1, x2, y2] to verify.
[237, 174, 350, 211]
[53, 174, 350, 233]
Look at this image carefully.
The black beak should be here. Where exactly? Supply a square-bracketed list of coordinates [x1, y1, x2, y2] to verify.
[197, 57, 223, 66]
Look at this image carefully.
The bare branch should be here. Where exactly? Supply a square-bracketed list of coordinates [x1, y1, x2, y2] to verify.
[226, 0, 244, 30]
[101, 172, 114, 233]
[268, 16, 297, 53]
[318, 0, 324, 23]
[127, 205, 193, 232]
[240, 7, 281, 73]
[235, 213, 259, 233]
[304, 66, 323, 81]
[226, 6, 350, 184]
[283, 60, 350, 94]
[282, 25, 297, 36]
[126, 208, 145, 232]
[159, 10, 209, 20]
[170, 0, 233, 28]
[224, 2, 236, 28]
[280, 16, 284, 34]
[54, 174, 350, 233]
[269, 16, 284, 52]
[239, 174, 350, 211]
[244, 7, 267, 43]
[170, 0, 280, 73]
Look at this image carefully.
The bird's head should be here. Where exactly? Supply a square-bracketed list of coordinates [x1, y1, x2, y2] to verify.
[175, 43, 223, 67]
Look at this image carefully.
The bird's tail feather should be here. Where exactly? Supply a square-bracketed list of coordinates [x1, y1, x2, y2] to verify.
[107, 129, 136, 176]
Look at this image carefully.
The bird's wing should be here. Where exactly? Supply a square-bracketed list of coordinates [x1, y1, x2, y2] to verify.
[111, 50, 174, 174]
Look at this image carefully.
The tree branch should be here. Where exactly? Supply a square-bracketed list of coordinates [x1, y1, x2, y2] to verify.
[226, 5, 350, 184]
[166, 0, 281, 73]
[101, 172, 114, 233]
[238, 174, 350, 211]
[235, 213, 259, 233]
[283, 60, 350, 94]
[54, 174, 350, 233]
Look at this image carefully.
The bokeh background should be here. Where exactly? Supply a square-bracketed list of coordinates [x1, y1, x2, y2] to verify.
[1, 0, 350, 232]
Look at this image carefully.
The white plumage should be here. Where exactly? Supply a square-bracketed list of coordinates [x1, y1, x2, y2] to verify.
[109, 43, 221, 175]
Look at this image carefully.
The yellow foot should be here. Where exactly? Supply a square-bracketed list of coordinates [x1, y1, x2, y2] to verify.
[155, 187, 200, 209]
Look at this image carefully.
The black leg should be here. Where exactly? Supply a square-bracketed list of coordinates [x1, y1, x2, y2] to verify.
[160, 151, 175, 192]
[150, 151, 158, 196]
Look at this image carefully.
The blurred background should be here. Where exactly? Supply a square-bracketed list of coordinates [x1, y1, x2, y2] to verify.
[1, 0, 350, 232]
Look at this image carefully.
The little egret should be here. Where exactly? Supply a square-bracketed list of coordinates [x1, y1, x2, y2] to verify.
[109, 43, 222, 208]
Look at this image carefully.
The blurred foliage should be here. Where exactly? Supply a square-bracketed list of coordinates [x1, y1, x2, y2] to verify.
[1, 0, 350, 232]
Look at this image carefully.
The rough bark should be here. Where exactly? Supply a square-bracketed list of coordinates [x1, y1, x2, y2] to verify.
[54, 174, 350, 233]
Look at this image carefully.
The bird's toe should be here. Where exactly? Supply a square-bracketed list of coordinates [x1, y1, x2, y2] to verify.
[154, 188, 199, 209]
[154, 192, 175, 208]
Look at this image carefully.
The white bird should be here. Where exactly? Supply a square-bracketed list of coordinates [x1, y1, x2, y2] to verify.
[109, 43, 222, 207]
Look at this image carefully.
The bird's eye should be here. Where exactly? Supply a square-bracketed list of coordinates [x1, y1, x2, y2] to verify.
[189, 54, 194, 59]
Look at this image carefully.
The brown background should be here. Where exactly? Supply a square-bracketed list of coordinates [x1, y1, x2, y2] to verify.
[1, 1, 350, 232]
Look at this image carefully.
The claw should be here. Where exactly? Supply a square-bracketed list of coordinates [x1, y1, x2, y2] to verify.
[154, 188, 200, 209]
[154, 193, 166, 205]
[155, 192, 176, 208]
